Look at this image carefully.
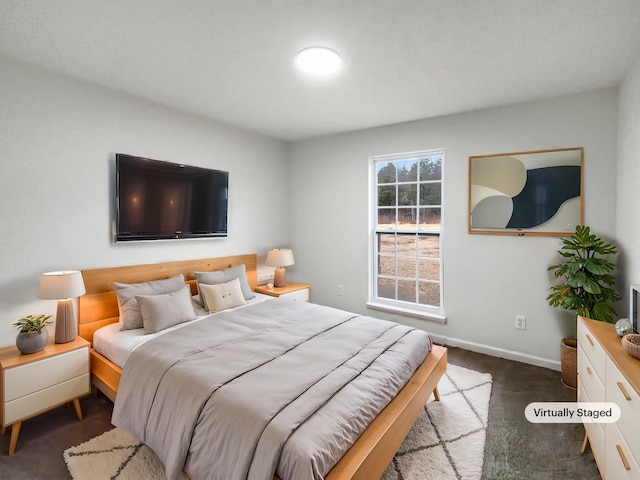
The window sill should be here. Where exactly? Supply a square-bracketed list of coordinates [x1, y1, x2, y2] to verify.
[366, 301, 447, 325]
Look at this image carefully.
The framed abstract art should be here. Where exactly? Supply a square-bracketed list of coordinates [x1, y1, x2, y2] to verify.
[468, 147, 583, 236]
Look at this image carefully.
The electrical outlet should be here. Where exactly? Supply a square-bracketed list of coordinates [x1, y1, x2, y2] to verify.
[338, 284, 344, 296]
[257, 273, 275, 283]
[515, 315, 526, 330]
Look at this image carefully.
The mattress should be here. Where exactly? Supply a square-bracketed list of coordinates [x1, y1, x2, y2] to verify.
[93, 292, 273, 368]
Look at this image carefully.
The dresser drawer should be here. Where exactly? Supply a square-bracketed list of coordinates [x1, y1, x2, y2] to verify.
[578, 318, 606, 382]
[578, 344, 605, 403]
[4, 348, 89, 402]
[606, 357, 640, 451]
[280, 288, 309, 302]
[4, 373, 89, 425]
[606, 424, 640, 480]
[578, 376, 605, 474]
[587, 418, 606, 474]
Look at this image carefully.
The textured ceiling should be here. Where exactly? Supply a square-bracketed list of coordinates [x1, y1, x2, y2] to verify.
[1, 0, 639, 141]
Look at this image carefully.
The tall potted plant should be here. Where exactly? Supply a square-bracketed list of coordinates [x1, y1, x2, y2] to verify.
[547, 225, 621, 388]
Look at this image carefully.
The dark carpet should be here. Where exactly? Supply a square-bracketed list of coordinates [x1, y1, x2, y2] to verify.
[0, 347, 600, 480]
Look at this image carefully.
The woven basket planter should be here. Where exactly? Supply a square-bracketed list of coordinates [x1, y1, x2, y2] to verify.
[561, 338, 578, 389]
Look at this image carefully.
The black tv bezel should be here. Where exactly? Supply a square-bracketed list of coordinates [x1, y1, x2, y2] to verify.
[115, 154, 228, 242]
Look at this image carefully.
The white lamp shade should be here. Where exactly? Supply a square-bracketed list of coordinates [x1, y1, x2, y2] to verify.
[38, 270, 86, 299]
[265, 249, 295, 267]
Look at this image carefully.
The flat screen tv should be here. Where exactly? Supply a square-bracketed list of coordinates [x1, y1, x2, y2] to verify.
[115, 154, 228, 241]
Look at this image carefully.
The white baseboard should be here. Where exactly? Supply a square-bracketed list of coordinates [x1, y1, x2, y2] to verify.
[430, 334, 561, 372]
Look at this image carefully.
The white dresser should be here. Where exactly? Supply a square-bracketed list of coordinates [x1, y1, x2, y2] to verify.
[578, 316, 640, 479]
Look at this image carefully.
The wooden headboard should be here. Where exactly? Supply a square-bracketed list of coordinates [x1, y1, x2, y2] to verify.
[78, 254, 257, 344]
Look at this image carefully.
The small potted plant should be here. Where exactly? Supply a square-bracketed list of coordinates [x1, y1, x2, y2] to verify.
[547, 225, 621, 388]
[14, 314, 53, 354]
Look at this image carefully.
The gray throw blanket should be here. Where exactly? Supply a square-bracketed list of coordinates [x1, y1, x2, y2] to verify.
[112, 299, 431, 480]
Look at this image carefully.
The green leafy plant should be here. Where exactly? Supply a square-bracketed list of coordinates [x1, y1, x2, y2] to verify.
[13, 314, 52, 335]
[547, 225, 621, 323]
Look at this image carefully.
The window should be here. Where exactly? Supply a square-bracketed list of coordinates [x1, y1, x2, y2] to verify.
[369, 150, 444, 321]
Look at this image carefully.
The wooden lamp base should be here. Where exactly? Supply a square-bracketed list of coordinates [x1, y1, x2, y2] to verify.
[55, 298, 77, 344]
[274, 267, 286, 287]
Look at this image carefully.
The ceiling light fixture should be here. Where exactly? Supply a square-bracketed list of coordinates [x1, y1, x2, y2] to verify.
[295, 47, 342, 76]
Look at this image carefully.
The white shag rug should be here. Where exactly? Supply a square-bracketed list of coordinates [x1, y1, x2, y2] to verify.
[64, 364, 491, 480]
[382, 364, 492, 480]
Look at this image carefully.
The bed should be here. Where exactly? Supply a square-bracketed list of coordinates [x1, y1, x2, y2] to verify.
[78, 254, 447, 480]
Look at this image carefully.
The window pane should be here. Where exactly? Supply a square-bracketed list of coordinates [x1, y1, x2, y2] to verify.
[419, 156, 442, 180]
[397, 234, 416, 254]
[397, 159, 417, 182]
[379, 233, 396, 253]
[398, 280, 416, 302]
[418, 235, 440, 257]
[378, 254, 395, 275]
[419, 282, 440, 307]
[419, 258, 440, 280]
[377, 162, 396, 184]
[397, 256, 416, 279]
[398, 184, 417, 206]
[377, 208, 396, 228]
[419, 183, 441, 206]
[418, 207, 441, 230]
[398, 207, 417, 227]
[378, 185, 396, 206]
[378, 277, 396, 299]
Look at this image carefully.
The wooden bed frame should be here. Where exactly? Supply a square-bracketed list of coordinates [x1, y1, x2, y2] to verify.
[78, 254, 447, 480]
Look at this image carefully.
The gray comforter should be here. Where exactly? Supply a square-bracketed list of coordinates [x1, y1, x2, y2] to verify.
[111, 299, 432, 480]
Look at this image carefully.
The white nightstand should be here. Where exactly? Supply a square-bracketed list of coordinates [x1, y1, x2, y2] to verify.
[254, 282, 310, 302]
[0, 336, 90, 455]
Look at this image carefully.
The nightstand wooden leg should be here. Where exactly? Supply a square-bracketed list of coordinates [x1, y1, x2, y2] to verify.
[9, 421, 21, 456]
[1, 426, 5, 435]
[433, 386, 440, 401]
[72, 398, 83, 421]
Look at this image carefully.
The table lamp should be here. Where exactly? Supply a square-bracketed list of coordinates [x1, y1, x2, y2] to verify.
[38, 270, 86, 343]
[265, 249, 295, 288]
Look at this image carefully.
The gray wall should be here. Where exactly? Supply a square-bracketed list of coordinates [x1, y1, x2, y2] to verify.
[616, 54, 640, 310]
[287, 89, 619, 369]
[0, 57, 290, 347]
[1, 51, 629, 369]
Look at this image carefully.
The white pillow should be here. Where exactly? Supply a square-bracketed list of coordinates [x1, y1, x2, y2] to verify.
[114, 274, 186, 331]
[199, 278, 247, 313]
[136, 286, 196, 334]
[195, 264, 254, 311]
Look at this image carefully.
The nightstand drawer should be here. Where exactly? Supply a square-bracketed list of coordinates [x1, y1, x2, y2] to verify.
[280, 288, 309, 302]
[4, 348, 88, 402]
[4, 373, 90, 424]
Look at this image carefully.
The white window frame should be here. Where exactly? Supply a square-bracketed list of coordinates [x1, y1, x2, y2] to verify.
[367, 149, 446, 324]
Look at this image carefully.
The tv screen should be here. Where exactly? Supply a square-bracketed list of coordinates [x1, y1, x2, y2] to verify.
[115, 154, 228, 241]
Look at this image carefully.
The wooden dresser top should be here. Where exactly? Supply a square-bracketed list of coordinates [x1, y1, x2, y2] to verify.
[581, 316, 640, 395]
